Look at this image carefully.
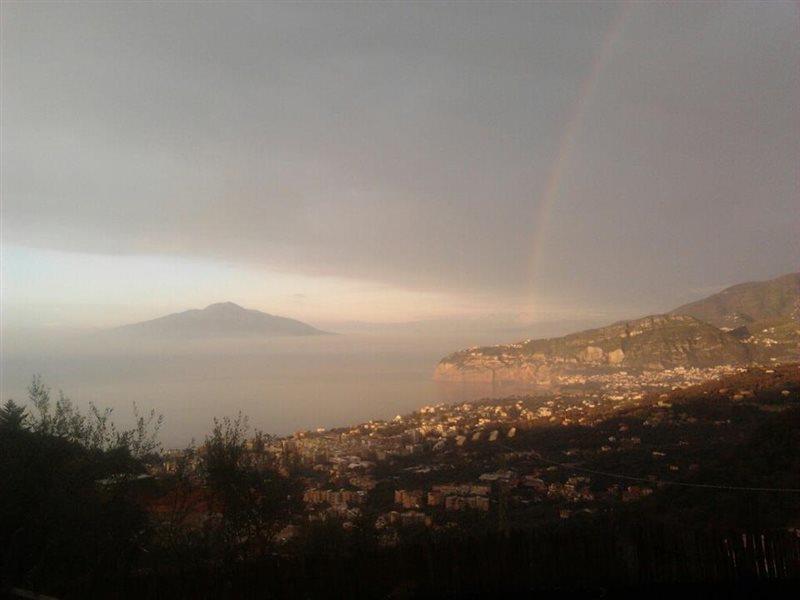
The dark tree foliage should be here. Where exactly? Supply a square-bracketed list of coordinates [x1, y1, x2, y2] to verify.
[3, 369, 800, 598]
[1, 379, 306, 597]
[0, 400, 27, 430]
[198, 415, 303, 561]
[0, 377, 162, 597]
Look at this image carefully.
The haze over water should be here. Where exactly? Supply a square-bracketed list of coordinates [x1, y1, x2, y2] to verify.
[1, 324, 579, 447]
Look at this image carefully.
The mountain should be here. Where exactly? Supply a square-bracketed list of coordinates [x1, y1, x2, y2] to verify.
[435, 272, 800, 383]
[672, 272, 799, 327]
[435, 314, 750, 384]
[671, 272, 800, 360]
[115, 302, 329, 338]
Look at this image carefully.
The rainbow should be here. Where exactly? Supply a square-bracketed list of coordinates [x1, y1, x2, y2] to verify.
[527, 1, 634, 298]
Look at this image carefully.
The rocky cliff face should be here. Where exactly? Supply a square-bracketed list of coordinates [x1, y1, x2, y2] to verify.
[434, 314, 751, 384]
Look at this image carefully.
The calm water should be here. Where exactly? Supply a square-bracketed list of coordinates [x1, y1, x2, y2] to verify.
[1, 330, 547, 447]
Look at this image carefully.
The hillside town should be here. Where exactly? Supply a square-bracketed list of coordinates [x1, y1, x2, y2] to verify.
[151, 363, 799, 542]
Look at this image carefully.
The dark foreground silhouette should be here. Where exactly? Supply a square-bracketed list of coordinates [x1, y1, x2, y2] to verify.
[2, 369, 799, 598]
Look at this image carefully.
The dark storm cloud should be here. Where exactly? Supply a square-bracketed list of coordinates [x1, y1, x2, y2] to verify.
[3, 1, 798, 310]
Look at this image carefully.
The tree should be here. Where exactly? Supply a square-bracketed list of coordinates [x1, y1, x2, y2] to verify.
[201, 414, 302, 559]
[1, 376, 163, 596]
[24, 374, 162, 457]
[0, 399, 26, 430]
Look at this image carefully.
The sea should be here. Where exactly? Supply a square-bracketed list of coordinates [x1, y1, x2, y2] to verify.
[1, 322, 592, 447]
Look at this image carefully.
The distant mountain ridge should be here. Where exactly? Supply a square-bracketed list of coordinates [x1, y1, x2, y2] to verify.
[435, 272, 800, 383]
[671, 272, 800, 328]
[115, 302, 329, 338]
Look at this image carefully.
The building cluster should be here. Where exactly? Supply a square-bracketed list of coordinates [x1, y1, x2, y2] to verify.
[395, 484, 492, 513]
[148, 364, 795, 540]
[303, 488, 366, 507]
[556, 365, 745, 403]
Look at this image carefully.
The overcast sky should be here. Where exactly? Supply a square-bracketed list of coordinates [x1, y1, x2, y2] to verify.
[2, 1, 798, 328]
